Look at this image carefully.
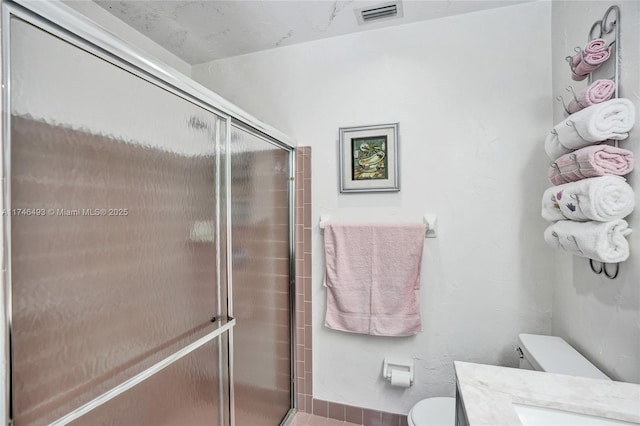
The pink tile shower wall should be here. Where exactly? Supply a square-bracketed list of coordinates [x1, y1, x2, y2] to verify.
[10, 116, 222, 425]
[295, 147, 313, 412]
[294, 147, 407, 426]
[230, 143, 292, 425]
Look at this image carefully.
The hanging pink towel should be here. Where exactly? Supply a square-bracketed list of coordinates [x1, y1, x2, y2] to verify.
[323, 223, 425, 336]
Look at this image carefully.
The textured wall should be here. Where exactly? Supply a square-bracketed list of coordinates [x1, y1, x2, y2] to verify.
[193, 1, 555, 414]
[550, 1, 640, 384]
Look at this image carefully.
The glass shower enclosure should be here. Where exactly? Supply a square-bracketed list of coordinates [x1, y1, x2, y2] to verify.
[1, 2, 295, 425]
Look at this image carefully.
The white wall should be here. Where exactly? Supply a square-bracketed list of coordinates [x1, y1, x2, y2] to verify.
[550, 1, 640, 384]
[193, 1, 555, 414]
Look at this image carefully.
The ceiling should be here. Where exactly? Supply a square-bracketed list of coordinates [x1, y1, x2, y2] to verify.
[94, 0, 534, 65]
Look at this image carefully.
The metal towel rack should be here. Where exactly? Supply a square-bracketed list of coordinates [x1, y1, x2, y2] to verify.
[556, 5, 624, 280]
[589, 259, 620, 279]
[558, 5, 620, 127]
[319, 214, 437, 238]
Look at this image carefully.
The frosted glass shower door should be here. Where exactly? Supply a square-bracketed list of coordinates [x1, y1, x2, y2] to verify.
[7, 15, 230, 426]
[230, 125, 293, 425]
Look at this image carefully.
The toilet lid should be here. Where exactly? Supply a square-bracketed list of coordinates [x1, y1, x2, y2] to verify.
[410, 397, 456, 426]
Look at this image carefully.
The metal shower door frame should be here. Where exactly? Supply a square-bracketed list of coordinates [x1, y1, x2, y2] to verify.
[0, 1, 297, 425]
[227, 119, 297, 426]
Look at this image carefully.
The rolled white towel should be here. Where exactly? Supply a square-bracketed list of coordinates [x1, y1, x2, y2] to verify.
[544, 132, 572, 161]
[542, 176, 635, 222]
[544, 98, 635, 160]
[544, 220, 631, 263]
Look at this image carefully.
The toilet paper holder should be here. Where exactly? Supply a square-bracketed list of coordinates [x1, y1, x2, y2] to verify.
[383, 357, 414, 386]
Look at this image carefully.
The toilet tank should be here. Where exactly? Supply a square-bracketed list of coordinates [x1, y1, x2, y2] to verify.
[517, 334, 610, 380]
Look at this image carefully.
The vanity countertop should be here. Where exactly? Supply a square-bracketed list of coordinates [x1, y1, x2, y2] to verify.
[454, 361, 640, 425]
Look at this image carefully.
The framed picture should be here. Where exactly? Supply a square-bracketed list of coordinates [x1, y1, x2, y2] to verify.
[339, 123, 399, 193]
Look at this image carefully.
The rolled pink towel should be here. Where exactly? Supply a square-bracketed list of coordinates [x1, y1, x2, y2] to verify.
[570, 39, 607, 65]
[584, 38, 608, 54]
[548, 144, 634, 185]
[565, 79, 615, 116]
[571, 49, 611, 81]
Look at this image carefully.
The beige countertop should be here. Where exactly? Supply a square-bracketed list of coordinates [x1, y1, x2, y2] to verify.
[454, 361, 640, 425]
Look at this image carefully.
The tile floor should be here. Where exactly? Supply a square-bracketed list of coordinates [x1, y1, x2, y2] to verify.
[289, 411, 363, 426]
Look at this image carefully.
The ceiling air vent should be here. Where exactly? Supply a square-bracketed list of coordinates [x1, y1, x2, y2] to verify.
[356, 1, 403, 25]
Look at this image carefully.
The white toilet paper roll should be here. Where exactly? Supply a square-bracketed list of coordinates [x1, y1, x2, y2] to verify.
[390, 370, 411, 387]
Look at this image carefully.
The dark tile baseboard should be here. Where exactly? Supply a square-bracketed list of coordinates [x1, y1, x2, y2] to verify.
[310, 398, 408, 426]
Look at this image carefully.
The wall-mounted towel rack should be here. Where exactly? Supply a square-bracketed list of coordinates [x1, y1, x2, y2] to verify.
[318, 214, 331, 230]
[319, 214, 438, 238]
[555, 5, 625, 280]
[558, 5, 620, 141]
[588, 6, 620, 94]
[589, 259, 620, 279]
[562, 6, 619, 90]
[589, 5, 622, 279]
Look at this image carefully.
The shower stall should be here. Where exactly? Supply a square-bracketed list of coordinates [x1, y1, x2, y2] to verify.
[1, 1, 296, 425]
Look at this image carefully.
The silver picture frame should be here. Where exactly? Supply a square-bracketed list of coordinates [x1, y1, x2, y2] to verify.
[339, 123, 399, 193]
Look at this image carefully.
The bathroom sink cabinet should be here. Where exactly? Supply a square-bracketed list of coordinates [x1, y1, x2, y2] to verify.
[454, 361, 640, 426]
[454, 387, 469, 426]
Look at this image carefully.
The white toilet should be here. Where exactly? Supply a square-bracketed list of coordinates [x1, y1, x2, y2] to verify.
[406, 333, 610, 426]
[406, 397, 456, 426]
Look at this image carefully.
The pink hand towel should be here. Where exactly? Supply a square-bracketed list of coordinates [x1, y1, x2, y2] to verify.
[565, 79, 615, 116]
[323, 223, 425, 336]
[570, 39, 607, 66]
[548, 144, 634, 185]
[584, 38, 608, 54]
[571, 49, 611, 81]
